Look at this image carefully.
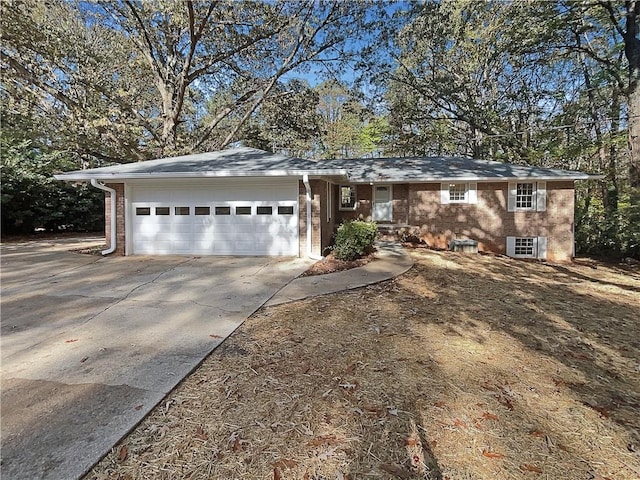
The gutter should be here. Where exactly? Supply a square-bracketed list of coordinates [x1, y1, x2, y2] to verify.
[302, 174, 323, 260]
[90, 179, 116, 255]
[54, 169, 350, 182]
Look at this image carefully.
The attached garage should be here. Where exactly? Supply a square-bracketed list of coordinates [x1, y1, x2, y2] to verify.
[128, 178, 299, 256]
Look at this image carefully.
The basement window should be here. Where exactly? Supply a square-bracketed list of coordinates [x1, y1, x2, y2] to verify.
[515, 237, 535, 256]
[339, 185, 357, 210]
[506, 236, 547, 259]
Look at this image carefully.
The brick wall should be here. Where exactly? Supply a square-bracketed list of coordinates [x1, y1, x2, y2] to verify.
[334, 181, 576, 262]
[105, 183, 126, 255]
[406, 181, 575, 262]
[392, 183, 410, 224]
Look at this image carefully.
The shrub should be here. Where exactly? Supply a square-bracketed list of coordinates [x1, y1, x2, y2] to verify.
[333, 220, 378, 260]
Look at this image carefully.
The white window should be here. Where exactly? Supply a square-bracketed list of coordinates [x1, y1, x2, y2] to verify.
[506, 236, 547, 259]
[339, 185, 357, 210]
[516, 183, 534, 209]
[449, 183, 467, 202]
[440, 182, 477, 204]
[508, 181, 546, 212]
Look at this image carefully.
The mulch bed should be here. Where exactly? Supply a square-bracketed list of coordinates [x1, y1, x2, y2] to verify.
[300, 251, 376, 277]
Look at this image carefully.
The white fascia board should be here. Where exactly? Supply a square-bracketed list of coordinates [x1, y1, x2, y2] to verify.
[55, 169, 349, 182]
[345, 174, 601, 184]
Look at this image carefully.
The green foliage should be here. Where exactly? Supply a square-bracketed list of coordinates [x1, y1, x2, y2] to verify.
[333, 221, 378, 261]
[0, 138, 104, 236]
[575, 189, 640, 260]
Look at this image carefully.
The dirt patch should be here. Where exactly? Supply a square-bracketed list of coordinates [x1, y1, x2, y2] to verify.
[70, 244, 107, 256]
[86, 250, 640, 480]
[300, 251, 376, 277]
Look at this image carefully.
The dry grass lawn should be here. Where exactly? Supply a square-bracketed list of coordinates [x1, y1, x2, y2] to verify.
[86, 249, 640, 480]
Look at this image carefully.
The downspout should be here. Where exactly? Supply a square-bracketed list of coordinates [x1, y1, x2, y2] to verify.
[302, 174, 323, 260]
[90, 179, 116, 255]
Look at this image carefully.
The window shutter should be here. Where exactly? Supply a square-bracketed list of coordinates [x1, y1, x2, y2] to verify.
[468, 183, 477, 204]
[506, 236, 516, 256]
[440, 183, 450, 204]
[507, 183, 516, 211]
[537, 236, 548, 260]
[536, 181, 547, 212]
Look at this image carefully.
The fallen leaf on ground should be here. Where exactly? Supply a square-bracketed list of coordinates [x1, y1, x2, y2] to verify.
[118, 445, 128, 462]
[453, 418, 467, 428]
[134, 404, 143, 410]
[482, 449, 505, 459]
[520, 464, 543, 473]
[65, 339, 78, 343]
[273, 458, 297, 470]
[195, 425, 208, 440]
[481, 412, 498, 421]
[209, 334, 223, 339]
[307, 435, 338, 447]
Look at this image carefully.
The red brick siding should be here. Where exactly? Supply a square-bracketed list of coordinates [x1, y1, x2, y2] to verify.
[335, 181, 576, 262]
[406, 181, 575, 262]
[392, 184, 410, 224]
[105, 183, 126, 255]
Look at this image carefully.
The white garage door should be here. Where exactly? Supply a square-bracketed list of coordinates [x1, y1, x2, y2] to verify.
[129, 179, 299, 256]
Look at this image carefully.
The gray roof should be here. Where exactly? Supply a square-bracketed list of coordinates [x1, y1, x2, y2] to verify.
[319, 156, 597, 182]
[55, 147, 599, 182]
[55, 147, 343, 180]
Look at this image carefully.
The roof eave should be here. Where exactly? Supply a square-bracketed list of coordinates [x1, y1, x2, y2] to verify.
[55, 169, 349, 181]
[346, 174, 603, 183]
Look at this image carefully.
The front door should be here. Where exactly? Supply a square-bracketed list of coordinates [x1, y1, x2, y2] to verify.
[372, 185, 392, 221]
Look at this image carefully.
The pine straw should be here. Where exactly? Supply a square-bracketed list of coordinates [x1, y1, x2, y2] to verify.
[86, 250, 640, 480]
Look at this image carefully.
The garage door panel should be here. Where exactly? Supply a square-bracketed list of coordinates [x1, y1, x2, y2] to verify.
[131, 180, 298, 256]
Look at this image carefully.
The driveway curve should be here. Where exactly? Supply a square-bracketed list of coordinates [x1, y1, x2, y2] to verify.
[0, 237, 310, 480]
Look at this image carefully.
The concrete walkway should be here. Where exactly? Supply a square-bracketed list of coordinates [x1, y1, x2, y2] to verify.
[266, 241, 414, 306]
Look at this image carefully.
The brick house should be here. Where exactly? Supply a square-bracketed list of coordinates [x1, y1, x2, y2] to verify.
[55, 147, 599, 262]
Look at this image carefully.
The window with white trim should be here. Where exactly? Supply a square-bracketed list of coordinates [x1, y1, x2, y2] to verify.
[440, 182, 477, 204]
[516, 183, 534, 209]
[339, 185, 357, 210]
[515, 237, 534, 256]
[449, 183, 467, 202]
[508, 181, 546, 212]
[506, 236, 547, 259]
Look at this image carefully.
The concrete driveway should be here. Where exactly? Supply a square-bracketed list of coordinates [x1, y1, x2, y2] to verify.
[0, 237, 310, 480]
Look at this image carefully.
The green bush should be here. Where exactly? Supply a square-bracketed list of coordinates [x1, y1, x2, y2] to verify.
[1, 138, 104, 236]
[333, 220, 378, 260]
[575, 189, 640, 260]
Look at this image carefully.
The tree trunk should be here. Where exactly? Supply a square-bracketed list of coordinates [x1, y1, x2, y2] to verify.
[625, 0, 640, 187]
[628, 82, 640, 186]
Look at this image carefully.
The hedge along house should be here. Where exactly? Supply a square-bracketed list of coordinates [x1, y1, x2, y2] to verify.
[55, 147, 600, 262]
